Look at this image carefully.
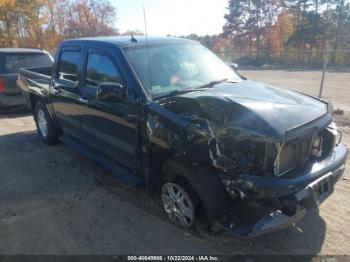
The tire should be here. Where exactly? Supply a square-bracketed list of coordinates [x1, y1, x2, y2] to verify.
[161, 178, 200, 228]
[162, 157, 230, 227]
[34, 101, 59, 145]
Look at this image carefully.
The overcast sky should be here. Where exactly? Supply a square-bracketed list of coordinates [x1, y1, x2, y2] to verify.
[113, 0, 228, 36]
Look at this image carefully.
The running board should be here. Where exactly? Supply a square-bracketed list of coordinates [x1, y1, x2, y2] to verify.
[59, 134, 145, 187]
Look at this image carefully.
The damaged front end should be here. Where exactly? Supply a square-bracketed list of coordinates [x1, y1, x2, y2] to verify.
[148, 81, 348, 238]
[213, 123, 347, 238]
[219, 123, 343, 201]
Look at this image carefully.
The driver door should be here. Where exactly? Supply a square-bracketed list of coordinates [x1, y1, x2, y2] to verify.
[79, 47, 140, 171]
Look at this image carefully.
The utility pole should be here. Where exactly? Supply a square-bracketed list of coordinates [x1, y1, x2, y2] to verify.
[319, 42, 330, 99]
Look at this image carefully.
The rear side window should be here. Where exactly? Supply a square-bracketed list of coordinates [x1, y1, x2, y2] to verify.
[57, 51, 81, 84]
[3, 53, 52, 74]
[85, 53, 122, 88]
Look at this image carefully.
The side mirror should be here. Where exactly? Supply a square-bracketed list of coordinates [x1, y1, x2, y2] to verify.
[229, 63, 238, 72]
[97, 82, 124, 102]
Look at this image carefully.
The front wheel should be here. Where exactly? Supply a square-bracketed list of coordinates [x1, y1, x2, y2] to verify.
[34, 101, 59, 145]
[161, 181, 198, 228]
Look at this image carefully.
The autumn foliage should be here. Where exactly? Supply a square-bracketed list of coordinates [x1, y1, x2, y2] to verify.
[0, 0, 118, 53]
[186, 0, 350, 66]
[221, 0, 350, 66]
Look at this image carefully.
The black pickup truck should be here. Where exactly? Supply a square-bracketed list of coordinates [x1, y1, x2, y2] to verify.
[18, 36, 347, 238]
[0, 48, 52, 109]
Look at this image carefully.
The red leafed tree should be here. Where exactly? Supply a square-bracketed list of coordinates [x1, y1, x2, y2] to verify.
[65, 0, 118, 38]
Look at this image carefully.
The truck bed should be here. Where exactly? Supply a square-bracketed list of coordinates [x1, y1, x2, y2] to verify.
[17, 66, 53, 108]
[20, 66, 52, 79]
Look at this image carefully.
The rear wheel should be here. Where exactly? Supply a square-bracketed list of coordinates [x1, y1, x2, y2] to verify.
[34, 101, 59, 145]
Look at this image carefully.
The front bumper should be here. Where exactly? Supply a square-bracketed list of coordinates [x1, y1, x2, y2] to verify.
[216, 208, 307, 239]
[0, 93, 25, 107]
[217, 144, 347, 238]
[225, 144, 348, 200]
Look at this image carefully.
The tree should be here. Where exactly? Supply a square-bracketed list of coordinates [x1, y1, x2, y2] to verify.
[327, 0, 350, 63]
[223, 0, 282, 56]
[0, 0, 24, 46]
[275, 10, 295, 53]
[0, 0, 119, 51]
[121, 29, 144, 36]
[223, 0, 255, 52]
[65, 0, 118, 38]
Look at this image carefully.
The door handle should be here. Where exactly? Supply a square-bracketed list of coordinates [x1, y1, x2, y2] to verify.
[78, 97, 89, 104]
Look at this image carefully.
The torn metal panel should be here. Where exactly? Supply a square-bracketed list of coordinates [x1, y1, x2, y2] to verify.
[217, 208, 307, 239]
[146, 114, 185, 153]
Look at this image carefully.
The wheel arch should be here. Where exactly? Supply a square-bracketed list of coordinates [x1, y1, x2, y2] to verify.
[161, 156, 230, 223]
[29, 93, 38, 111]
[34, 100, 59, 145]
[145, 143, 171, 192]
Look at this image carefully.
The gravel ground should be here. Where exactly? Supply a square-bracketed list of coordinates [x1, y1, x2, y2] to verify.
[241, 69, 350, 112]
[0, 70, 349, 255]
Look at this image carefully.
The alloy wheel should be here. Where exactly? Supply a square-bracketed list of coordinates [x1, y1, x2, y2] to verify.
[162, 182, 195, 228]
[37, 109, 48, 138]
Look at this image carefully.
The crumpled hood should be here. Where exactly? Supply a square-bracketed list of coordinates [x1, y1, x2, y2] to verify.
[161, 80, 331, 141]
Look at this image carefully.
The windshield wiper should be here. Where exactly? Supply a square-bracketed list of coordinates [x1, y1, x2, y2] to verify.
[153, 88, 201, 100]
[194, 78, 230, 89]
[153, 79, 235, 100]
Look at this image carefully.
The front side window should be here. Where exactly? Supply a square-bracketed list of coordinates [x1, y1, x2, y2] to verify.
[124, 43, 242, 99]
[57, 51, 81, 84]
[85, 53, 122, 88]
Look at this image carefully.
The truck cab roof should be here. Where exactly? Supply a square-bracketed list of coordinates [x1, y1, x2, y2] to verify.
[63, 35, 196, 48]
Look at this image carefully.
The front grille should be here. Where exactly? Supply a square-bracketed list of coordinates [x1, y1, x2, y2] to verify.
[274, 136, 313, 176]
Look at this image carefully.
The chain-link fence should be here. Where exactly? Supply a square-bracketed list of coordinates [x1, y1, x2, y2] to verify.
[215, 50, 350, 113]
[216, 50, 350, 68]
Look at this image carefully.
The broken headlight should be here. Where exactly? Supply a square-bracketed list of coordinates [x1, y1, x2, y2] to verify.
[327, 122, 341, 147]
[311, 122, 341, 160]
[311, 134, 323, 158]
[220, 139, 265, 175]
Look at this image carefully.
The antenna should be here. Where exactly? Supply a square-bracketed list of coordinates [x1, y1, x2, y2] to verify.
[130, 32, 137, 42]
[143, 7, 149, 41]
[143, 6, 153, 94]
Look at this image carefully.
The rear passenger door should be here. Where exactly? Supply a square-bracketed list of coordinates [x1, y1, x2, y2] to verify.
[79, 47, 141, 171]
[50, 47, 82, 136]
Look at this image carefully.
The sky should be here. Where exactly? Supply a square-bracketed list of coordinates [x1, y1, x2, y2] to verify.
[112, 0, 228, 36]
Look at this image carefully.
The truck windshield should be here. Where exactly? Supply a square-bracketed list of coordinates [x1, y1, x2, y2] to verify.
[124, 43, 242, 99]
[3, 53, 52, 74]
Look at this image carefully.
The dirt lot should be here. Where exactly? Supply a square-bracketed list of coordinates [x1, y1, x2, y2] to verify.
[0, 70, 349, 255]
[242, 69, 350, 112]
